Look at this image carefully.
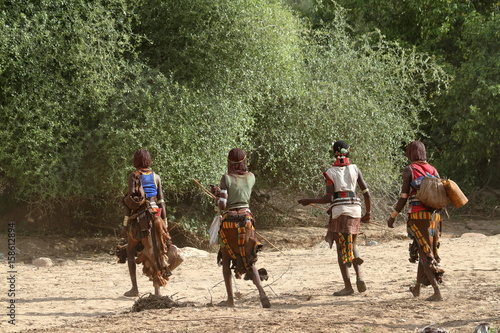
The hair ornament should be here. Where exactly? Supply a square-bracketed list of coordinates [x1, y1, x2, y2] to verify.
[228, 156, 246, 164]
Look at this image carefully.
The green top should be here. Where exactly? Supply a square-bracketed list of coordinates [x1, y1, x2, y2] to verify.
[224, 172, 255, 210]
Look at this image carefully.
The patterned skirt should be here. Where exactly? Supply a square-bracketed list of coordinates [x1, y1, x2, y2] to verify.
[407, 211, 444, 284]
[218, 208, 262, 278]
[328, 214, 361, 234]
[325, 215, 362, 265]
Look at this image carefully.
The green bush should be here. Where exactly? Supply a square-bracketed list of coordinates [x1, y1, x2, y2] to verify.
[0, 0, 453, 232]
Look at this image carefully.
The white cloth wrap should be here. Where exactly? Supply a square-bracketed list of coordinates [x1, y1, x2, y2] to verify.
[209, 213, 222, 245]
[324, 164, 362, 219]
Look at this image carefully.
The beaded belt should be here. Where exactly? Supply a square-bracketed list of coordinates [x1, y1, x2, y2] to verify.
[333, 191, 356, 199]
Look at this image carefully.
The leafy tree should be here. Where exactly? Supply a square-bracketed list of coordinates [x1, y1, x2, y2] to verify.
[428, 11, 500, 188]
[134, 0, 306, 96]
[134, 0, 448, 195]
[0, 0, 141, 202]
[0, 0, 257, 228]
[0, 0, 451, 230]
[252, 4, 449, 200]
[297, 0, 500, 192]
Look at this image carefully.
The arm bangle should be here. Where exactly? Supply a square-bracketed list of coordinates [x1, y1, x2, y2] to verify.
[157, 199, 165, 204]
[218, 197, 227, 204]
[390, 210, 399, 219]
[220, 189, 227, 194]
[123, 216, 129, 226]
[362, 188, 369, 194]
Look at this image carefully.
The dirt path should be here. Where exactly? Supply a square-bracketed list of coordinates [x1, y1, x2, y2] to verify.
[0, 220, 499, 333]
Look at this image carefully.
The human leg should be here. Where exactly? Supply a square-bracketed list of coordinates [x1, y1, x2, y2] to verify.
[352, 235, 366, 293]
[418, 249, 442, 301]
[333, 234, 354, 296]
[249, 265, 271, 308]
[410, 262, 424, 297]
[408, 219, 443, 301]
[221, 248, 235, 307]
[124, 239, 139, 297]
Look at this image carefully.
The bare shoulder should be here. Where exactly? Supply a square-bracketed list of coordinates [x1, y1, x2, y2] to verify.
[402, 165, 413, 180]
[402, 164, 413, 173]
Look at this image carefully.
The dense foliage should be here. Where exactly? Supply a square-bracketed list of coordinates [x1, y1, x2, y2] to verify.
[2, 0, 493, 233]
[300, 0, 500, 190]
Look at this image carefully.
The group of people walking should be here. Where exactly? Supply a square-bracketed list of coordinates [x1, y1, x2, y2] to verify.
[120, 140, 445, 308]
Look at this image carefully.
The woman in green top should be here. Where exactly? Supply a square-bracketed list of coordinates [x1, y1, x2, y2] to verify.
[211, 148, 271, 308]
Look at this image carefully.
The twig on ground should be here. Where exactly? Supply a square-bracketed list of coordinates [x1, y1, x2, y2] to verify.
[256, 231, 286, 256]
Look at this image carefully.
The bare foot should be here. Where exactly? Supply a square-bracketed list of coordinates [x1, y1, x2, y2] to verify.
[426, 293, 443, 301]
[217, 300, 235, 307]
[124, 289, 139, 297]
[333, 288, 354, 296]
[409, 286, 420, 297]
[356, 280, 367, 293]
[352, 257, 364, 265]
[260, 295, 271, 308]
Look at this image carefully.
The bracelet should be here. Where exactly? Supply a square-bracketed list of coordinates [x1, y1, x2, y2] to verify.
[362, 188, 369, 194]
[390, 210, 399, 219]
[220, 189, 227, 194]
[157, 199, 165, 204]
[218, 197, 227, 204]
[122, 216, 129, 227]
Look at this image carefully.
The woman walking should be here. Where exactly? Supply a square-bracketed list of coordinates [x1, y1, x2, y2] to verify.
[298, 140, 371, 296]
[387, 140, 444, 301]
[211, 148, 271, 308]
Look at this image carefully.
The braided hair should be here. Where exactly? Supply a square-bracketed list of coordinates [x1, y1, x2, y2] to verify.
[405, 141, 427, 162]
[227, 148, 248, 174]
[333, 140, 350, 164]
[133, 149, 152, 169]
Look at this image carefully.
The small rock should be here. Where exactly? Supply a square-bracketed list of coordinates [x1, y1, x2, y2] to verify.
[461, 233, 487, 238]
[315, 241, 330, 248]
[180, 247, 208, 258]
[466, 223, 480, 230]
[32, 257, 53, 267]
[366, 240, 378, 246]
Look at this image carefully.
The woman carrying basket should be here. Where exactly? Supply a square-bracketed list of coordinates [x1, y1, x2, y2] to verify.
[387, 141, 444, 301]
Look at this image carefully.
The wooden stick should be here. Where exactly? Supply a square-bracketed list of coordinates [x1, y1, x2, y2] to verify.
[168, 223, 179, 233]
[255, 230, 286, 256]
[191, 180, 286, 254]
[191, 178, 216, 199]
[308, 203, 328, 211]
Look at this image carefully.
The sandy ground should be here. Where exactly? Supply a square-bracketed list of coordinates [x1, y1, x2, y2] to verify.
[0, 219, 499, 333]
